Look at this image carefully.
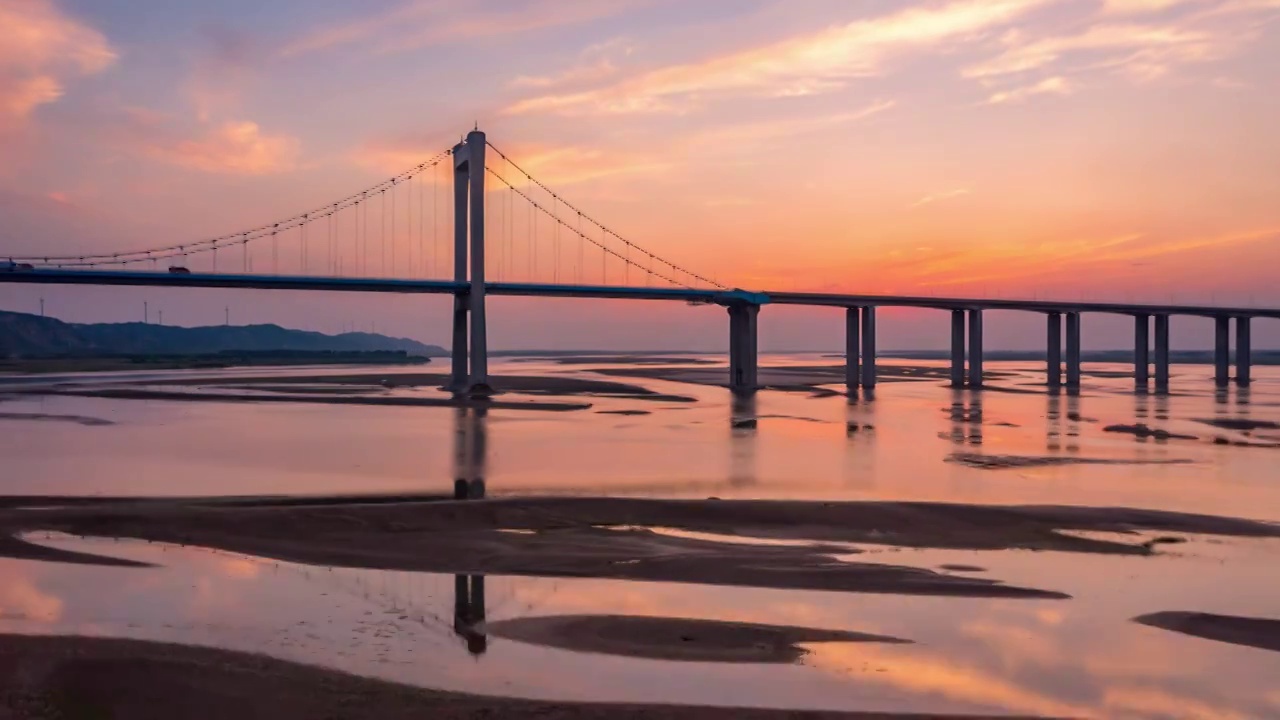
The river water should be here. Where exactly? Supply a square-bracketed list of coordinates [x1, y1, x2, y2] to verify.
[2, 356, 1279, 717]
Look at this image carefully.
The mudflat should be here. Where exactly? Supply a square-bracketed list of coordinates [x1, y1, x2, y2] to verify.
[3, 496, 1277, 599]
[485, 614, 911, 663]
[1134, 611, 1280, 653]
[0, 635, 1034, 720]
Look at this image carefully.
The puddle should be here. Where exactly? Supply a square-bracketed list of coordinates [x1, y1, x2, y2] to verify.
[1, 533, 1278, 717]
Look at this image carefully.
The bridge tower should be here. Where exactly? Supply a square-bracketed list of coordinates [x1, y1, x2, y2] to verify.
[450, 130, 491, 396]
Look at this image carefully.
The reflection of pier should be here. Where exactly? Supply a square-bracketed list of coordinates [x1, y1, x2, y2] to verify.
[729, 394, 758, 487]
[453, 574, 487, 656]
[453, 407, 488, 500]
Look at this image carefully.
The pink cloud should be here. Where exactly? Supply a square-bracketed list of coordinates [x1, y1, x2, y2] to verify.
[142, 120, 300, 175]
[0, 0, 116, 129]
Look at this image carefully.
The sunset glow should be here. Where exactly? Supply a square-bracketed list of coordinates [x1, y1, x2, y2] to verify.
[1, 0, 1277, 347]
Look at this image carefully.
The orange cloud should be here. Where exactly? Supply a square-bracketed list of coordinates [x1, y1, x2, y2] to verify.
[0, 0, 115, 129]
[506, 0, 1050, 115]
[143, 120, 299, 175]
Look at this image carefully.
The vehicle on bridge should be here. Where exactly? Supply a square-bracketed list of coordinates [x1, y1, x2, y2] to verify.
[1, 261, 34, 272]
[168, 266, 191, 274]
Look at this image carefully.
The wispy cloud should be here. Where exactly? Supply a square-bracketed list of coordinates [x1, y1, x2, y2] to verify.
[967, 1, 1278, 86]
[506, 0, 1051, 115]
[695, 100, 897, 152]
[281, 0, 649, 57]
[1102, 0, 1195, 14]
[0, 0, 115, 130]
[510, 38, 634, 90]
[909, 188, 971, 208]
[987, 75, 1073, 103]
[121, 111, 300, 175]
[964, 24, 1216, 80]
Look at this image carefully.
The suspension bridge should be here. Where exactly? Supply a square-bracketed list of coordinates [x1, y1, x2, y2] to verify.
[2, 129, 1275, 396]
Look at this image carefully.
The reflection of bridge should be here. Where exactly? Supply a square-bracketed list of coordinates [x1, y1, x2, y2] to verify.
[4, 130, 1273, 396]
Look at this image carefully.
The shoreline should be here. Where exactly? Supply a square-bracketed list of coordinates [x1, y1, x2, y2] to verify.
[2, 635, 1026, 720]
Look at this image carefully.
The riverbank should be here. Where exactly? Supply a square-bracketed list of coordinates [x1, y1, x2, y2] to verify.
[3, 635, 1013, 720]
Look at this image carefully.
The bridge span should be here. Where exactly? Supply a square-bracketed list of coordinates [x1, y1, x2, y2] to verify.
[3, 129, 1271, 397]
[2, 266, 1270, 395]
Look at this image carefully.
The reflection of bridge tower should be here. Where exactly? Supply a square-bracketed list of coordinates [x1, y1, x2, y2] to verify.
[729, 393, 758, 487]
[453, 574, 487, 656]
[452, 406, 488, 499]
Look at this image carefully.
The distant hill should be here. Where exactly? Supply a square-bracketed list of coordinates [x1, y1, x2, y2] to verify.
[0, 310, 445, 359]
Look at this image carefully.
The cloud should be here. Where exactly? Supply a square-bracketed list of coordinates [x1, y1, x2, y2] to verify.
[910, 188, 971, 208]
[187, 24, 265, 122]
[281, 0, 648, 57]
[1102, 0, 1195, 14]
[964, 23, 1216, 79]
[0, 0, 116, 129]
[506, 0, 1051, 116]
[140, 119, 300, 175]
[695, 100, 898, 153]
[987, 75, 1074, 103]
[510, 39, 634, 90]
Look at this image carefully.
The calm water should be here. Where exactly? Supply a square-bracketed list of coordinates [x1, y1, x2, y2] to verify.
[1, 533, 1277, 718]
[2, 356, 1279, 717]
[2, 355, 1279, 520]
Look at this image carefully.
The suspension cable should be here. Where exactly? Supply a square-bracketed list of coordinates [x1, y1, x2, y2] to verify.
[485, 141, 726, 290]
[14, 147, 454, 266]
[485, 165, 690, 288]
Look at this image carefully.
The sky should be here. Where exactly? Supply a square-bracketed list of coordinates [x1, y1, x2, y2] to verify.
[1, 0, 1278, 351]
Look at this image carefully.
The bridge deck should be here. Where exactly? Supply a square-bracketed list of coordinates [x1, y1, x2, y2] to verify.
[1, 268, 1276, 318]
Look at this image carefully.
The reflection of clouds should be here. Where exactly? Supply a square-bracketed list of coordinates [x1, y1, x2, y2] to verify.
[0, 577, 64, 623]
[1035, 607, 1065, 626]
[806, 644, 1091, 718]
[218, 557, 262, 580]
[1103, 685, 1248, 720]
[959, 618, 1061, 667]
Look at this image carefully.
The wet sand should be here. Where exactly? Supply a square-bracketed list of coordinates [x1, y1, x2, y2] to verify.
[3, 497, 1278, 600]
[1134, 611, 1280, 653]
[485, 614, 910, 663]
[947, 452, 1195, 470]
[27, 387, 592, 412]
[595, 363, 1019, 392]
[10, 371, 698, 410]
[164, 371, 698, 402]
[0, 635, 1020, 720]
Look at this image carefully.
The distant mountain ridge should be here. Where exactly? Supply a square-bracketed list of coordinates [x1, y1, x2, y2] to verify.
[0, 310, 445, 358]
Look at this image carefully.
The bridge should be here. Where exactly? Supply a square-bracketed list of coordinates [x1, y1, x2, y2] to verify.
[2, 129, 1270, 396]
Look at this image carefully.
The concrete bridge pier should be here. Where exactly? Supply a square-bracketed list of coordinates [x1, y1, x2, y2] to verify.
[1214, 316, 1231, 388]
[967, 309, 984, 389]
[1236, 317, 1252, 386]
[1047, 312, 1062, 390]
[1154, 314, 1171, 394]
[728, 304, 759, 394]
[1065, 312, 1082, 392]
[450, 140, 470, 392]
[465, 130, 491, 396]
[846, 307, 861, 392]
[950, 310, 965, 389]
[860, 306, 877, 389]
[1134, 314, 1150, 392]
